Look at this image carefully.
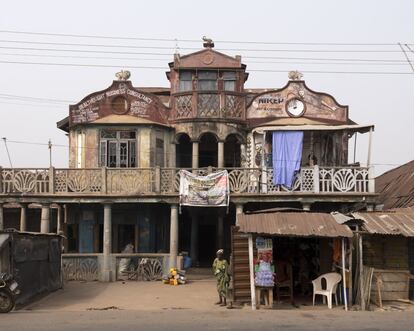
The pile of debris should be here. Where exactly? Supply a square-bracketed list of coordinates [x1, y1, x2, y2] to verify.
[162, 268, 186, 285]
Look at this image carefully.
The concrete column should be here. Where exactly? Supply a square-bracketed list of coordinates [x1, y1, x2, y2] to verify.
[20, 204, 27, 232]
[192, 141, 199, 169]
[235, 203, 244, 226]
[190, 216, 199, 266]
[0, 203, 3, 231]
[103, 203, 113, 282]
[40, 204, 50, 233]
[56, 205, 62, 234]
[169, 204, 179, 269]
[217, 215, 224, 250]
[218, 141, 225, 168]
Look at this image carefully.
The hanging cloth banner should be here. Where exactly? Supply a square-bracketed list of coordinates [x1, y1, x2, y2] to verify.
[272, 131, 304, 188]
[179, 170, 230, 207]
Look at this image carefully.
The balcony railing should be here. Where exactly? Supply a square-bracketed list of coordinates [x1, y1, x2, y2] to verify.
[0, 166, 374, 196]
[173, 91, 245, 120]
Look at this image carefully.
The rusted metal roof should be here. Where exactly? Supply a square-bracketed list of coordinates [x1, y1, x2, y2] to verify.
[352, 211, 414, 237]
[376, 160, 414, 210]
[237, 212, 353, 238]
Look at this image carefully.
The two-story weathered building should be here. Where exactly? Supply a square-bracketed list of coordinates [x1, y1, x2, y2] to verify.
[0, 40, 375, 283]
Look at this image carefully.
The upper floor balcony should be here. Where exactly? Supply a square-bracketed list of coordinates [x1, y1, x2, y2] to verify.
[0, 166, 375, 202]
[172, 91, 245, 121]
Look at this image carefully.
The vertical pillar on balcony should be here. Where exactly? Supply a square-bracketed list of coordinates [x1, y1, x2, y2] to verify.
[40, 204, 50, 233]
[20, 203, 27, 232]
[313, 165, 320, 193]
[102, 203, 113, 282]
[190, 215, 199, 266]
[218, 141, 225, 168]
[217, 215, 224, 250]
[368, 166, 375, 193]
[56, 205, 63, 234]
[192, 141, 199, 169]
[260, 131, 268, 193]
[235, 203, 244, 226]
[169, 204, 179, 269]
[0, 203, 4, 231]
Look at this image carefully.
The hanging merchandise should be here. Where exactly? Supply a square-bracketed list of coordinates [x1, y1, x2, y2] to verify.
[254, 237, 274, 287]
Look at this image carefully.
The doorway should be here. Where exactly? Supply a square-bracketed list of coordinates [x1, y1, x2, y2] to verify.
[198, 223, 217, 266]
[176, 133, 192, 168]
[199, 132, 218, 167]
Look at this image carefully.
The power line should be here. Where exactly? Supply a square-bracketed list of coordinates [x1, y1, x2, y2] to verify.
[0, 29, 412, 46]
[0, 39, 407, 53]
[0, 93, 74, 103]
[0, 45, 409, 63]
[0, 60, 411, 75]
[398, 43, 414, 72]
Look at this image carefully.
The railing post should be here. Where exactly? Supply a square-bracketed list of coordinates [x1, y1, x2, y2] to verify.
[155, 166, 161, 193]
[368, 166, 375, 193]
[101, 167, 107, 194]
[313, 165, 320, 193]
[49, 166, 55, 194]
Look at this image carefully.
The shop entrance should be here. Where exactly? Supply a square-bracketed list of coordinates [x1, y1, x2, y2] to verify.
[198, 223, 217, 266]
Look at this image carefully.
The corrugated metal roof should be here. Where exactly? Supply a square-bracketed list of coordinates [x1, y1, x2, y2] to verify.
[352, 211, 414, 237]
[237, 212, 353, 238]
[375, 160, 414, 210]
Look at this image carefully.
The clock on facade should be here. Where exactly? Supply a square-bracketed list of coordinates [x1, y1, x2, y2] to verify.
[286, 98, 305, 117]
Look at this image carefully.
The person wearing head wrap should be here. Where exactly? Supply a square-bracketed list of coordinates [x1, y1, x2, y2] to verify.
[212, 249, 230, 307]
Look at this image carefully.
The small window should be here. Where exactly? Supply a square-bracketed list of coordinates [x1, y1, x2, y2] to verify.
[223, 72, 236, 91]
[179, 72, 192, 92]
[101, 130, 116, 139]
[120, 131, 136, 139]
[198, 71, 217, 91]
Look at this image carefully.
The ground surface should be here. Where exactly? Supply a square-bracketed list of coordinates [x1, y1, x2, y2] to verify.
[3, 275, 414, 331]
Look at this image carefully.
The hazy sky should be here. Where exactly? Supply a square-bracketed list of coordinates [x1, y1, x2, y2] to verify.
[0, 0, 413, 176]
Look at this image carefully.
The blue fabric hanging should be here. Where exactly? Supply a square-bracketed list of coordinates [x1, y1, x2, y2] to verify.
[272, 131, 304, 188]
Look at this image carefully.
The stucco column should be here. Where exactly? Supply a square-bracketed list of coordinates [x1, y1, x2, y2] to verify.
[190, 216, 199, 266]
[192, 141, 199, 169]
[217, 215, 224, 250]
[169, 204, 179, 269]
[40, 204, 50, 233]
[235, 203, 244, 226]
[218, 141, 225, 168]
[103, 203, 113, 282]
[0, 203, 4, 231]
[20, 204, 27, 232]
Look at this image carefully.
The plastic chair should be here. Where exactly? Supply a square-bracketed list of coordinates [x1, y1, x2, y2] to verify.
[312, 272, 342, 309]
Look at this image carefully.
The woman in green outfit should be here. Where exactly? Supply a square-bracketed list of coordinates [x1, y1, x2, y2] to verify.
[212, 249, 230, 307]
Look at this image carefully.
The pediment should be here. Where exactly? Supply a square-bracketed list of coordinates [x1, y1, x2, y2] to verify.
[174, 49, 242, 69]
[69, 80, 169, 127]
[247, 80, 349, 126]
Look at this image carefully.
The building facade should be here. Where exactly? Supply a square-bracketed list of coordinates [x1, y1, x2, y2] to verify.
[0, 41, 376, 281]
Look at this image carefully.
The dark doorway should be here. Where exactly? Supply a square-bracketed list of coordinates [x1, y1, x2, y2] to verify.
[198, 223, 217, 266]
[224, 134, 242, 167]
[199, 132, 218, 167]
[176, 134, 192, 168]
[118, 224, 135, 252]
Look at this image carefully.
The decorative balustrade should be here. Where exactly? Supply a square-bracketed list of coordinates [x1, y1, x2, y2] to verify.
[0, 166, 374, 196]
[173, 91, 244, 120]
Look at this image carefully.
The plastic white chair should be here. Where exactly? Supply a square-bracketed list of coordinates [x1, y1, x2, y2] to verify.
[312, 272, 342, 309]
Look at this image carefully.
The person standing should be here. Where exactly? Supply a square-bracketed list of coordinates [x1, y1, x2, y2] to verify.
[212, 249, 230, 307]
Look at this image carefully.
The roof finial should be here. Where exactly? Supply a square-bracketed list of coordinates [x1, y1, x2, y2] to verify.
[202, 36, 214, 48]
[115, 70, 131, 81]
[288, 70, 303, 81]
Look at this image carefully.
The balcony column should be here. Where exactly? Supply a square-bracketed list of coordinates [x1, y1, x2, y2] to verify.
[0, 203, 3, 231]
[218, 140, 225, 168]
[20, 203, 27, 232]
[235, 203, 244, 226]
[40, 204, 50, 233]
[102, 203, 113, 282]
[192, 141, 199, 169]
[190, 215, 199, 266]
[56, 205, 63, 234]
[217, 215, 224, 250]
[169, 204, 179, 269]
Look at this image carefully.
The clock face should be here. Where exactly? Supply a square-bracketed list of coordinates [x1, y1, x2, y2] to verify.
[286, 98, 305, 117]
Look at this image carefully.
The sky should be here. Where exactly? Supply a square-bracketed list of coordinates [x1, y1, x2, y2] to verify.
[0, 0, 413, 176]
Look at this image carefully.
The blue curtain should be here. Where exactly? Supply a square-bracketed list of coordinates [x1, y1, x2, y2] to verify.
[272, 131, 304, 188]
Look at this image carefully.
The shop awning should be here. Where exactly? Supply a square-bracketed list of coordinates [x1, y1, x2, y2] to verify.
[237, 212, 353, 238]
[352, 211, 414, 237]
